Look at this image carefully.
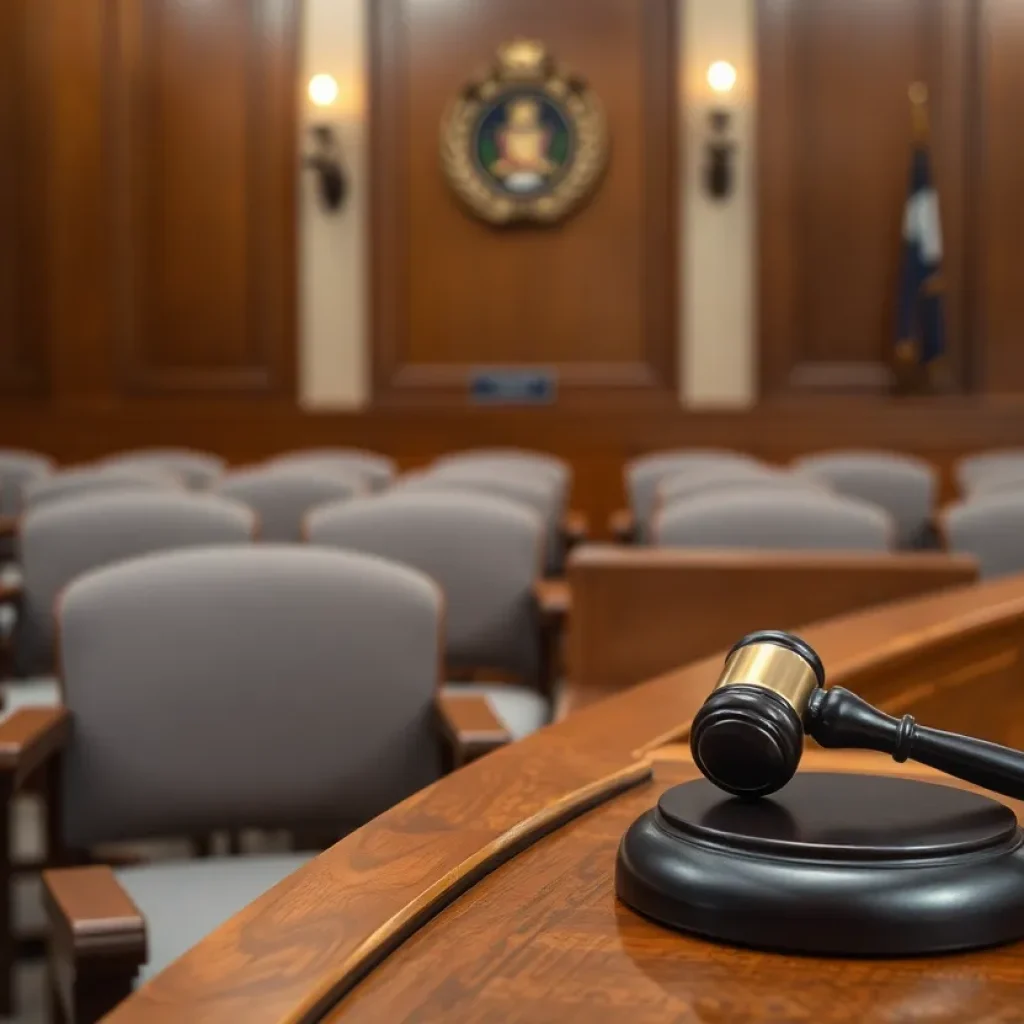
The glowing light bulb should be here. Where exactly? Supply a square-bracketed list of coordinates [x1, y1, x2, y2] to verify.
[707, 61, 738, 96]
[309, 74, 339, 108]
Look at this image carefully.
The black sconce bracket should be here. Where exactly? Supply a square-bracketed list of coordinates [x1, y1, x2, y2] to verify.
[305, 125, 347, 213]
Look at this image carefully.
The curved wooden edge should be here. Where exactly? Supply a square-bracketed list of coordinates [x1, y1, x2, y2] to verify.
[279, 760, 652, 1024]
[0, 518, 16, 540]
[107, 572, 1024, 1024]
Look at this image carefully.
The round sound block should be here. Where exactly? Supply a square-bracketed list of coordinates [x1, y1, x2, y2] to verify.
[615, 773, 1024, 956]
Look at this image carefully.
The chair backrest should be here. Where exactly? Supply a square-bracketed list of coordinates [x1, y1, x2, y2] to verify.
[969, 471, 1024, 498]
[792, 451, 936, 548]
[562, 545, 979, 712]
[394, 469, 562, 574]
[625, 450, 762, 539]
[653, 489, 894, 552]
[15, 492, 255, 677]
[940, 495, 1024, 579]
[215, 467, 364, 542]
[98, 448, 226, 489]
[22, 467, 180, 512]
[956, 450, 1024, 493]
[0, 450, 54, 517]
[307, 491, 544, 682]
[265, 449, 397, 491]
[657, 465, 818, 512]
[433, 450, 570, 488]
[57, 546, 443, 847]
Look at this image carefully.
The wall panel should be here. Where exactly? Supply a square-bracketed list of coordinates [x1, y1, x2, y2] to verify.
[975, 0, 1024, 394]
[112, 0, 298, 395]
[372, 0, 679, 406]
[758, 0, 971, 396]
[0, 0, 48, 396]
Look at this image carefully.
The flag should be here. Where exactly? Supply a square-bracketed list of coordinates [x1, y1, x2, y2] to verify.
[895, 142, 945, 367]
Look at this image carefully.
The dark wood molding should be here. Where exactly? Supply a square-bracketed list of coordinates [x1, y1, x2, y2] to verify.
[9, 398, 1024, 528]
[370, 0, 680, 406]
[0, 0, 50, 398]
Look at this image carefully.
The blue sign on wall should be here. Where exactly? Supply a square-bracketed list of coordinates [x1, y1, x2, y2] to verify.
[470, 369, 557, 405]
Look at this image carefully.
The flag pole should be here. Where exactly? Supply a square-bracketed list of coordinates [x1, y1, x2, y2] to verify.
[909, 82, 930, 144]
[896, 83, 931, 369]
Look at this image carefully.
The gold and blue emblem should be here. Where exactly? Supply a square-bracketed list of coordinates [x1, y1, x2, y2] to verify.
[441, 41, 609, 225]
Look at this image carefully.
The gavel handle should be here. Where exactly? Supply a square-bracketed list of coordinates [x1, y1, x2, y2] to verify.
[806, 687, 1024, 802]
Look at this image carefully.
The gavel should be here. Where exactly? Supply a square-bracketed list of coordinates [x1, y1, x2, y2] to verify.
[690, 630, 1024, 801]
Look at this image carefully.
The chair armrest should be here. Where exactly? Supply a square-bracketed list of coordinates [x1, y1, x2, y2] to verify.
[608, 509, 636, 544]
[561, 510, 589, 550]
[44, 866, 147, 1020]
[0, 517, 16, 540]
[0, 707, 70, 790]
[534, 579, 570, 629]
[534, 580, 570, 701]
[436, 693, 511, 769]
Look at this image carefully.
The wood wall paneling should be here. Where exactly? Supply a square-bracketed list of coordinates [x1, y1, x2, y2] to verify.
[975, 0, 1024, 394]
[0, 0, 48, 396]
[113, 0, 298, 395]
[371, 0, 679, 405]
[758, 0, 971, 397]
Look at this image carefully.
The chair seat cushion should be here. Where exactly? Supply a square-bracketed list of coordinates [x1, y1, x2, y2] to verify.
[442, 683, 550, 740]
[116, 853, 311, 981]
[2, 676, 61, 716]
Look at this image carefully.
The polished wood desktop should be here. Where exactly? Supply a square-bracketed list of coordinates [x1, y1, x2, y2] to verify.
[88, 574, 1024, 1022]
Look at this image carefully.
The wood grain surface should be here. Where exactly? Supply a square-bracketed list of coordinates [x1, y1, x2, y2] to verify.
[104, 573, 1024, 1023]
[329, 751, 1024, 1023]
[563, 547, 979, 712]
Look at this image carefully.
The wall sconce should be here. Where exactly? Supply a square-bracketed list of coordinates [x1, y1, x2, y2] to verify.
[705, 61, 737, 201]
[305, 74, 347, 213]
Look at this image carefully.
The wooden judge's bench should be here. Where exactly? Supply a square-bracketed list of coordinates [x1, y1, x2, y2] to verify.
[58, 575, 1024, 1023]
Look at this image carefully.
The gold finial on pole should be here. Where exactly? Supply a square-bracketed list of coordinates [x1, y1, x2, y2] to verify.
[909, 82, 930, 143]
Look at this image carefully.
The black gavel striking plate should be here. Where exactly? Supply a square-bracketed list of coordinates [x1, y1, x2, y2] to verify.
[615, 772, 1024, 956]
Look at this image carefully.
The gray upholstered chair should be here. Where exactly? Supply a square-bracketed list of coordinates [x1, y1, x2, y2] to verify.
[792, 451, 936, 549]
[265, 449, 397, 492]
[215, 466, 365, 542]
[306, 491, 556, 740]
[0, 451, 53, 518]
[429, 457, 583, 571]
[620, 450, 763, 543]
[5, 546, 488, 1019]
[652, 489, 894, 552]
[433, 449, 570, 488]
[395, 467, 565, 575]
[2, 492, 255, 712]
[940, 496, 1024, 579]
[22, 466, 180, 513]
[956, 450, 1024, 494]
[98, 448, 226, 490]
[657, 465, 821, 514]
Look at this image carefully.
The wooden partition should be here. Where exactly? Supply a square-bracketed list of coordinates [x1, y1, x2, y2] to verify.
[562, 546, 979, 712]
[93, 572, 1024, 1022]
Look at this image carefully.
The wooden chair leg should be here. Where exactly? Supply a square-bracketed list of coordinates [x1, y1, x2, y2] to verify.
[58, 960, 139, 1024]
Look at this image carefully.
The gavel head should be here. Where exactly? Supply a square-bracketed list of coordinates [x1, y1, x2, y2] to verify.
[689, 631, 825, 799]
